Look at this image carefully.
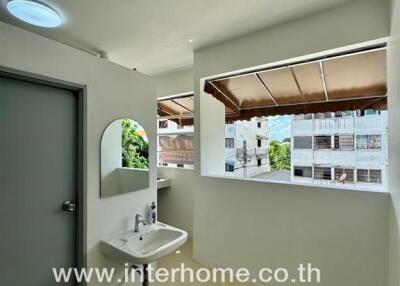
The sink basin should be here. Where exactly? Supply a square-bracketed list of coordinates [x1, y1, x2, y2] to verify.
[157, 177, 171, 190]
[101, 222, 187, 264]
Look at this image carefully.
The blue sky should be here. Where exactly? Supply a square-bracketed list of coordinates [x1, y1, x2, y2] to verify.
[267, 115, 291, 142]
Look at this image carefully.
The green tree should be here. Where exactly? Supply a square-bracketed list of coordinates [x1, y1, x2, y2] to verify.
[268, 140, 291, 170]
[121, 119, 149, 169]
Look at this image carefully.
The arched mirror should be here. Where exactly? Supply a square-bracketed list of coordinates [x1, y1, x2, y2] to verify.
[101, 118, 149, 198]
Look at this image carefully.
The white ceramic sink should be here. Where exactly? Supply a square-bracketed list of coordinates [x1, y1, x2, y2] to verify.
[101, 222, 188, 264]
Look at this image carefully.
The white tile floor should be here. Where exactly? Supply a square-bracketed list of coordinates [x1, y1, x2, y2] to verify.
[155, 240, 252, 285]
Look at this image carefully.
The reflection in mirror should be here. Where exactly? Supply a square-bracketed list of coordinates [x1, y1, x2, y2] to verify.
[101, 118, 149, 198]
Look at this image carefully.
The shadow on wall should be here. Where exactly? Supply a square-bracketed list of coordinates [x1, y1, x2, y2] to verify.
[157, 167, 194, 238]
[389, 200, 400, 286]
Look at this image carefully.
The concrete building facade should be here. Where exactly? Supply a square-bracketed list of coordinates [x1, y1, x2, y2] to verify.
[224, 117, 270, 178]
[291, 110, 388, 191]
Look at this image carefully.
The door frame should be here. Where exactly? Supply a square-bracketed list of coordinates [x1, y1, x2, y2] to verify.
[0, 66, 87, 285]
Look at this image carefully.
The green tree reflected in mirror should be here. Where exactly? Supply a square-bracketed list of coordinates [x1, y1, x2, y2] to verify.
[101, 118, 149, 198]
[122, 119, 149, 169]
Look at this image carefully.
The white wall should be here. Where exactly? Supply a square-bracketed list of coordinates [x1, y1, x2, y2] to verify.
[388, 0, 400, 284]
[0, 22, 156, 285]
[157, 167, 194, 238]
[200, 94, 225, 175]
[194, 1, 391, 285]
[101, 120, 122, 197]
[155, 68, 195, 238]
[156, 67, 193, 98]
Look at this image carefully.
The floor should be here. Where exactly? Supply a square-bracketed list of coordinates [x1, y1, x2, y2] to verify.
[156, 240, 251, 285]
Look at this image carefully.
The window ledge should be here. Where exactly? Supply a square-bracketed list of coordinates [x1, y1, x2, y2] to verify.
[158, 165, 194, 171]
[200, 173, 388, 194]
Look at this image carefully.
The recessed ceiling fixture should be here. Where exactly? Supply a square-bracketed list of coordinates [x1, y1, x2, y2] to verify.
[7, 0, 62, 28]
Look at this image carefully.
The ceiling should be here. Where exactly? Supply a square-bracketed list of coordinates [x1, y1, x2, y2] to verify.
[0, 0, 352, 75]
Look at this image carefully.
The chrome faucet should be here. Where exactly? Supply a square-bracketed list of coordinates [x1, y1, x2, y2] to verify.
[134, 214, 147, 232]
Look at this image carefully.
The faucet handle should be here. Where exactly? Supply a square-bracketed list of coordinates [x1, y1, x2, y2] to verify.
[134, 214, 147, 232]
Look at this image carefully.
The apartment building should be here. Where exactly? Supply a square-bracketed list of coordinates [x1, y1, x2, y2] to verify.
[291, 110, 388, 191]
[225, 117, 270, 178]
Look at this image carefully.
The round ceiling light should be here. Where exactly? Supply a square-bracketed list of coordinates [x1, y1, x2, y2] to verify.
[7, 0, 62, 28]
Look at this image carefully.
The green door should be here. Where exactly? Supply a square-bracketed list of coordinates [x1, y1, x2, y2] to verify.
[0, 75, 78, 285]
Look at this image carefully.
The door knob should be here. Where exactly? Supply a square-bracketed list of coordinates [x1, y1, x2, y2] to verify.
[62, 200, 76, 213]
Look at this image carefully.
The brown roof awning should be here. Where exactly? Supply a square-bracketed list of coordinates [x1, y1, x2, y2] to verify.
[204, 48, 387, 122]
[157, 94, 194, 126]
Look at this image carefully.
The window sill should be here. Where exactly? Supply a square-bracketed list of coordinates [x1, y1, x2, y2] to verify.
[201, 172, 388, 194]
[158, 165, 194, 171]
[119, 167, 149, 172]
[157, 130, 194, 136]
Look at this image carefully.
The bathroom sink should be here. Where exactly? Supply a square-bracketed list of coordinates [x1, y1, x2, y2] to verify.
[157, 177, 171, 190]
[101, 222, 187, 264]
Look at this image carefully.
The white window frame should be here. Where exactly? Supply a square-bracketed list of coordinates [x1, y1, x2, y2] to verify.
[199, 39, 388, 193]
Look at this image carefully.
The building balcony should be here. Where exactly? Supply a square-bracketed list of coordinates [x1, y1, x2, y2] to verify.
[292, 114, 387, 136]
[292, 149, 387, 167]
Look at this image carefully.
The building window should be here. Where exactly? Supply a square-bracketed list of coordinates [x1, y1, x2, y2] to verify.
[257, 158, 262, 166]
[335, 111, 353, 117]
[315, 112, 332, 119]
[294, 166, 312, 178]
[334, 168, 354, 182]
[357, 169, 382, 183]
[356, 169, 369, 182]
[293, 136, 312, 149]
[314, 167, 332, 180]
[357, 109, 381, 116]
[225, 138, 235, 148]
[257, 139, 262, 148]
[368, 135, 382, 149]
[294, 113, 313, 120]
[314, 136, 331, 150]
[334, 135, 354, 150]
[225, 163, 234, 172]
[257, 122, 261, 128]
[158, 120, 168, 128]
[356, 135, 382, 150]
[370, 170, 382, 183]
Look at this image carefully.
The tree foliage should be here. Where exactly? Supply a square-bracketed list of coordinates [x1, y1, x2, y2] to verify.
[122, 119, 149, 169]
[268, 140, 291, 170]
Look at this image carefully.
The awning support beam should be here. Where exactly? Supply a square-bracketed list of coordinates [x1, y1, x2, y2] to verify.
[171, 99, 193, 113]
[289, 67, 304, 99]
[319, 61, 329, 101]
[255, 73, 278, 106]
[158, 114, 194, 120]
[209, 81, 241, 112]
